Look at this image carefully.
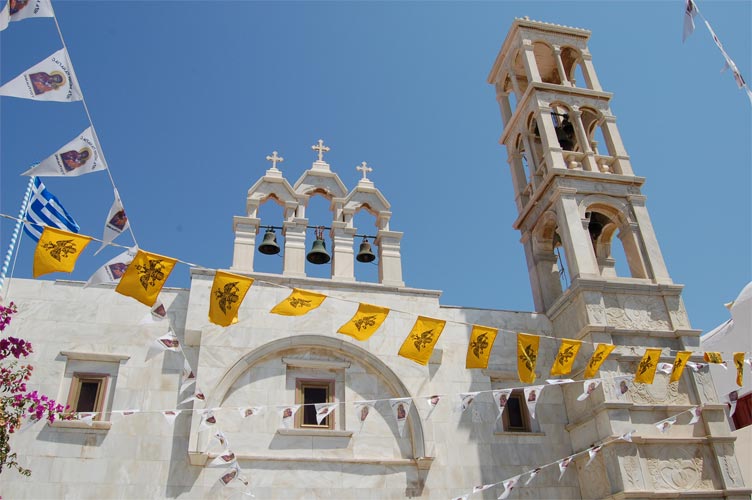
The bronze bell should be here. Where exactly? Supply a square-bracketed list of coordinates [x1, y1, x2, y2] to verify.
[306, 226, 331, 265]
[258, 228, 281, 255]
[356, 237, 376, 263]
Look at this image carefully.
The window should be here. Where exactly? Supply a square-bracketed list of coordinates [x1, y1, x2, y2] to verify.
[732, 392, 752, 430]
[296, 379, 334, 429]
[501, 390, 531, 433]
[66, 373, 109, 419]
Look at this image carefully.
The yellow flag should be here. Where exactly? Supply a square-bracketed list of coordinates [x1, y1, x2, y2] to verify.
[550, 338, 582, 376]
[33, 227, 91, 278]
[634, 348, 662, 384]
[398, 316, 446, 366]
[584, 343, 616, 379]
[734, 352, 744, 387]
[703, 352, 724, 364]
[670, 351, 692, 383]
[270, 288, 326, 316]
[115, 250, 177, 307]
[208, 271, 254, 327]
[517, 333, 540, 383]
[465, 325, 498, 369]
[337, 303, 389, 341]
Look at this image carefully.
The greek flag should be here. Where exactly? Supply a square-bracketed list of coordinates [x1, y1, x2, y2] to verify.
[23, 177, 80, 242]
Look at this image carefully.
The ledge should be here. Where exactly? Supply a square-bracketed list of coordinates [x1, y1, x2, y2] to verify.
[208, 452, 432, 468]
[50, 420, 112, 431]
[60, 351, 130, 363]
[610, 488, 752, 499]
[281, 357, 351, 370]
[493, 431, 546, 437]
[276, 428, 353, 438]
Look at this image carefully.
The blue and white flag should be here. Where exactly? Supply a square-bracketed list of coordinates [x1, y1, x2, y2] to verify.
[23, 177, 80, 241]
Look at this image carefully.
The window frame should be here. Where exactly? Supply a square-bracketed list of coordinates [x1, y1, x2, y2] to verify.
[295, 378, 335, 430]
[66, 372, 110, 421]
[501, 389, 532, 433]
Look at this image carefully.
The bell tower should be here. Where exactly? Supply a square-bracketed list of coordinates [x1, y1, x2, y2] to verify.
[488, 18, 748, 499]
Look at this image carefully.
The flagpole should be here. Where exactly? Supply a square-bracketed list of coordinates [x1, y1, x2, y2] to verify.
[49, 6, 139, 248]
[0, 176, 34, 299]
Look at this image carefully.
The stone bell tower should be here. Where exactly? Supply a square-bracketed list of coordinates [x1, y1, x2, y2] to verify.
[488, 18, 749, 499]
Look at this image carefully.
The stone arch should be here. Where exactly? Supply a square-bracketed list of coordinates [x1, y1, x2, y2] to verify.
[203, 335, 428, 459]
[531, 211, 565, 305]
[532, 41, 562, 84]
[246, 175, 299, 220]
[547, 101, 578, 152]
[578, 196, 648, 279]
[560, 46, 584, 86]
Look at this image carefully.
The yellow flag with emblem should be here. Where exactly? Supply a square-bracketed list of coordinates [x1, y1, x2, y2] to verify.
[517, 333, 540, 383]
[734, 352, 744, 387]
[703, 352, 723, 364]
[465, 325, 498, 369]
[208, 271, 254, 327]
[669, 351, 692, 383]
[550, 338, 582, 376]
[337, 303, 389, 341]
[33, 227, 91, 278]
[270, 288, 326, 316]
[584, 343, 616, 379]
[634, 348, 662, 384]
[115, 250, 177, 307]
[398, 316, 446, 366]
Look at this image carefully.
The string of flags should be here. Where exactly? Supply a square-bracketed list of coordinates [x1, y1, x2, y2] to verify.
[683, 0, 752, 105]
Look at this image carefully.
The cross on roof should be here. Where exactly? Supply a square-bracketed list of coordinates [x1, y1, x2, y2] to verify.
[312, 139, 330, 162]
[266, 151, 284, 170]
[356, 161, 373, 180]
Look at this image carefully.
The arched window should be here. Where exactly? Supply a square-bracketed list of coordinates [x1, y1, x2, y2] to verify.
[548, 103, 578, 152]
[255, 194, 286, 274]
[533, 42, 561, 84]
[584, 205, 648, 279]
[353, 205, 379, 284]
[560, 47, 588, 89]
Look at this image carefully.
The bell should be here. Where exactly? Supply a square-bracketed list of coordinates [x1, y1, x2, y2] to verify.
[356, 237, 376, 263]
[306, 238, 331, 265]
[258, 228, 281, 255]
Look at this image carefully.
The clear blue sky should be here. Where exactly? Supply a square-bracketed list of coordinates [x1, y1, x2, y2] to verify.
[1, 1, 750, 335]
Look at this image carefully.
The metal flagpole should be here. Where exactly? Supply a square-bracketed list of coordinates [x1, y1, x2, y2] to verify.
[0, 176, 35, 299]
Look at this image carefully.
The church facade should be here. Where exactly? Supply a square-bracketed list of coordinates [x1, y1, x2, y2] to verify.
[1, 18, 749, 500]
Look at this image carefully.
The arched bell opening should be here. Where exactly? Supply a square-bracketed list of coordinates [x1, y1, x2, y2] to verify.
[548, 103, 578, 152]
[512, 49, 530, 94]
[255, 194, 286, 274]
[560, 46, 587, 89]
[527, 113, 545, 177]
[531, 211, 566, 309]
[352, 205, 379, 284]
[585, 205, 648, 279]
[303, 191, 336, 279]
[581, 107, 617, 173]
[533, 41, 562, 85]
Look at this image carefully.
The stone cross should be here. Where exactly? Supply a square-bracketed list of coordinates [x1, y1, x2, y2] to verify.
[312, 139, 330, 162]
[266, 151, 284, 170]
[356, 161, 372, 180]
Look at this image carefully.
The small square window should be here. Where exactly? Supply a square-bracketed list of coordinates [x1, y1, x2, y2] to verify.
[66, 373, 109, 420]
[501, 390, 531, 433]
[296, 379, 334, 429]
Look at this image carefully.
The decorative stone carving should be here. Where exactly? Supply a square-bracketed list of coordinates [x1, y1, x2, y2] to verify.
[630, 373, 686, 405]
[666, 296, 690, 330]
[604, 295, 670, 331]
[719, 444, 742, 487]
[586, 302, 606, 325]
[694, 369, 719, 403]
[622, 454, 643, 490]
[645, 447, 711, 491]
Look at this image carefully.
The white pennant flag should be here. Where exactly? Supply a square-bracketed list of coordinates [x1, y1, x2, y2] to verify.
[729, 391, 739, 417]
[94, 189, 129, 254]
[180, 358, 196, 392]
[214, 430, 228, 449]
[200, 409, 217, 430]
[77, 412, 95, 426]
[619, 430, 634, 442]
[452, 496, 469, 500]
[23, 127, 107, 177]
[146, 328, 181, 361]
[682, 0, 697, 42]
[458, 392, 480, 413]
[686, 361, 707, 372]
[0, 0, 54, 32]
[162, 410, 179, 425]
[656, 417, 677, 433]
[546, 378, 575, 385]
[389, 398, 412, 437]
[523, 385, 544, 420]
[239, 406, 264, 419]
[656, 362, 674, 375]
[278, 405, 300, 429]
[688, 406, 703, 425]
[218, 465, 240, 486]
[498, 476, 520, 499]
[0, 48, 82, 102]
[84, 246, 137, 288]
[314, 402, 337, 425]
[586, 445, 602, 467]
[615, 375, 631, 398]
[577, 379, 601, 402]
[558, 456, 573, 481]
[180, 390, 206, 406]
[745, 358, 752, 369]
[118, 409, 139, 417]
[211, 451, 237, 467]
[492, 389, 513, 422]
[425, 395, 441, 419]
[354, 400, 376, 429]
[472, 483, 495, 493]
[524, 467, 542, 485]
